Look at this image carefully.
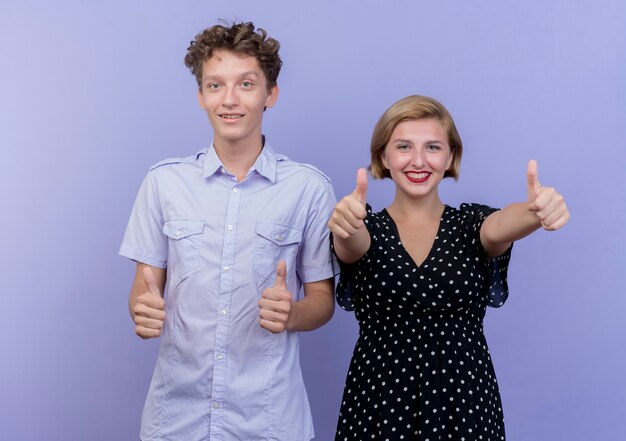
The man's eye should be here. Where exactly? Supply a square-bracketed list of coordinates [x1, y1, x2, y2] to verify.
[207, 83, 220, 90]
[241, 81, 253, 88]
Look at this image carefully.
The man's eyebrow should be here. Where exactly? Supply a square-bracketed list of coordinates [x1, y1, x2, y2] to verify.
[239, 71, 260, 77]
[203, 71, 261, 81]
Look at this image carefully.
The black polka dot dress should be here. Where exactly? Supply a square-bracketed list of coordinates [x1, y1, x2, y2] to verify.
[333, 203, 512, 441]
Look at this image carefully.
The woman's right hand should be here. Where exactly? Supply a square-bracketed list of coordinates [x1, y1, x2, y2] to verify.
[328, 168, 369, 239]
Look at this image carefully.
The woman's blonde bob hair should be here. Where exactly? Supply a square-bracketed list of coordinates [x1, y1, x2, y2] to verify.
[370, 95, 463, 180]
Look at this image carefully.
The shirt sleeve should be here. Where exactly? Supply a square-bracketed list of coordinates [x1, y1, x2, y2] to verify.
[119, 170, 168, 268]
[459, 203, 512, 308]
[296, 179, 338, 284]
[330, 203, 374, 311]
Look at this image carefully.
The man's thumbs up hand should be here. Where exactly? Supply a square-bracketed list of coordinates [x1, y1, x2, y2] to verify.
[133, 266, 166, 339]
[259, 260, 293, 333]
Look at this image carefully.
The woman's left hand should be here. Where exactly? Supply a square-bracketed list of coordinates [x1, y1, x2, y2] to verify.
[527, 160, 570, 231]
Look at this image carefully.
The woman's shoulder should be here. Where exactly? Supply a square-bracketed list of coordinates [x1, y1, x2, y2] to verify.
[363, 204, 393, 236]
[447, 202, 499, 218]
[364, 203, 388, 219]
[444, 203, 500, 233]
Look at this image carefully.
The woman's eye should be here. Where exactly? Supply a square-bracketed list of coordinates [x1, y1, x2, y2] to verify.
[397, 144, 410, 151]
[426, 144, 441, 151]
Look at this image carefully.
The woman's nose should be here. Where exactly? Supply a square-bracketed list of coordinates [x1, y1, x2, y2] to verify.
[410, 148, 425, 167]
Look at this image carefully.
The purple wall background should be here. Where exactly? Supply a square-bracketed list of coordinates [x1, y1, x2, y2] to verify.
[1, 1, 625, 440]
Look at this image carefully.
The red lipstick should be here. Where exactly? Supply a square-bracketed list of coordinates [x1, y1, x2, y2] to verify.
[405, 172, 431, 183]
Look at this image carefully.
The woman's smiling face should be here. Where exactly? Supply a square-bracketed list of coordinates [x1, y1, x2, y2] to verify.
[382, 118, 453, 200]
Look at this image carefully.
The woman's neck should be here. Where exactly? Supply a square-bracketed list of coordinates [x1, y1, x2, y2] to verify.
[387, 191, 445, 222]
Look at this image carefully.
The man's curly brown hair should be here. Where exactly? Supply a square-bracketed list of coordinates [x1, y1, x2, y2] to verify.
[184, 22, 282, 91]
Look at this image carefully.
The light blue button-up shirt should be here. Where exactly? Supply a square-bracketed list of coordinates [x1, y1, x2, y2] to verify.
[120, 143, 337, 441]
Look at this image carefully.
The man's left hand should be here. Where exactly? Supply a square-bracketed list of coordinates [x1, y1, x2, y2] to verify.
[259, 260, 293, 333]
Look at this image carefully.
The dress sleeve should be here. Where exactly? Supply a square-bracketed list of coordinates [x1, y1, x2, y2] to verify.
[330, 203, 374, 311]
[459, 203, 512, 308]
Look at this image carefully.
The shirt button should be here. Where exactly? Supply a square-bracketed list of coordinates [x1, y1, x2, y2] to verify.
[220, 167, 226, 173]
[216, 353, 223, 360]
[274, 234, 284, 242]
[212, 402, 220, 409]
[175, 230, 182, 236]
[227, 224, 234, 231]
[232, 187, 239, 193]
[223, 266, 230, 273]
[219, 309, 227, 316]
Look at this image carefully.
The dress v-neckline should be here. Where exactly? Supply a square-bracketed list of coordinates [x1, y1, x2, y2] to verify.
[382, 205, 449, 269]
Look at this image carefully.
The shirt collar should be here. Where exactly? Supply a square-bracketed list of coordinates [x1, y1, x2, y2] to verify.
[202, 140, 278, 183]
[201, 145, 223, 178]
[250, 143, 278, 183]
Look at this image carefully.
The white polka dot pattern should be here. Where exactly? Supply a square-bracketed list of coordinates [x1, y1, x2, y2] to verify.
[332, 203, 512, 440]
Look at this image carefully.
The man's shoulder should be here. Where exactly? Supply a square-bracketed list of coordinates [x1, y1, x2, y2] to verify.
[276, 155, 332, 184]
[149, 148, 206, 172]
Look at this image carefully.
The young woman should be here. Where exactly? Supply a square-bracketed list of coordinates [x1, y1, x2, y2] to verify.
[329, 95, 569, 440]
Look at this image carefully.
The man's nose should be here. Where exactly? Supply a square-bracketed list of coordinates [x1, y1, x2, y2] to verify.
[222, 86, 239, 107]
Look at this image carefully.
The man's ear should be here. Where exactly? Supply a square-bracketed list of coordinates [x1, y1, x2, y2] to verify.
[264, 85, 280, 110]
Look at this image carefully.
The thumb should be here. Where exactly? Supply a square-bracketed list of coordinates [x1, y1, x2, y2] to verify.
[353, 168, 368, 204]
[142, 266, 160, 297]
[527, 159, 541, 200]
[273, 260, 287, 288]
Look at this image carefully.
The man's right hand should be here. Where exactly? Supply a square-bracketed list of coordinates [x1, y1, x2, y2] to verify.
[133, 266, 166, 339]
[328, 168, 368, 239]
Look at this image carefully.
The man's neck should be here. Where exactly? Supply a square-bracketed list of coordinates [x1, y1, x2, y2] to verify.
[213, 135, 264, 182]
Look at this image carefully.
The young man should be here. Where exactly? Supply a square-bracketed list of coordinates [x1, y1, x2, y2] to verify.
[120, 22, 336, 440]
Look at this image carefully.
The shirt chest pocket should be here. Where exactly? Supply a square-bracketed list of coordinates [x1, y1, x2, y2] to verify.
[254, 221, 303, 287]
[163, 220, 205, 278]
